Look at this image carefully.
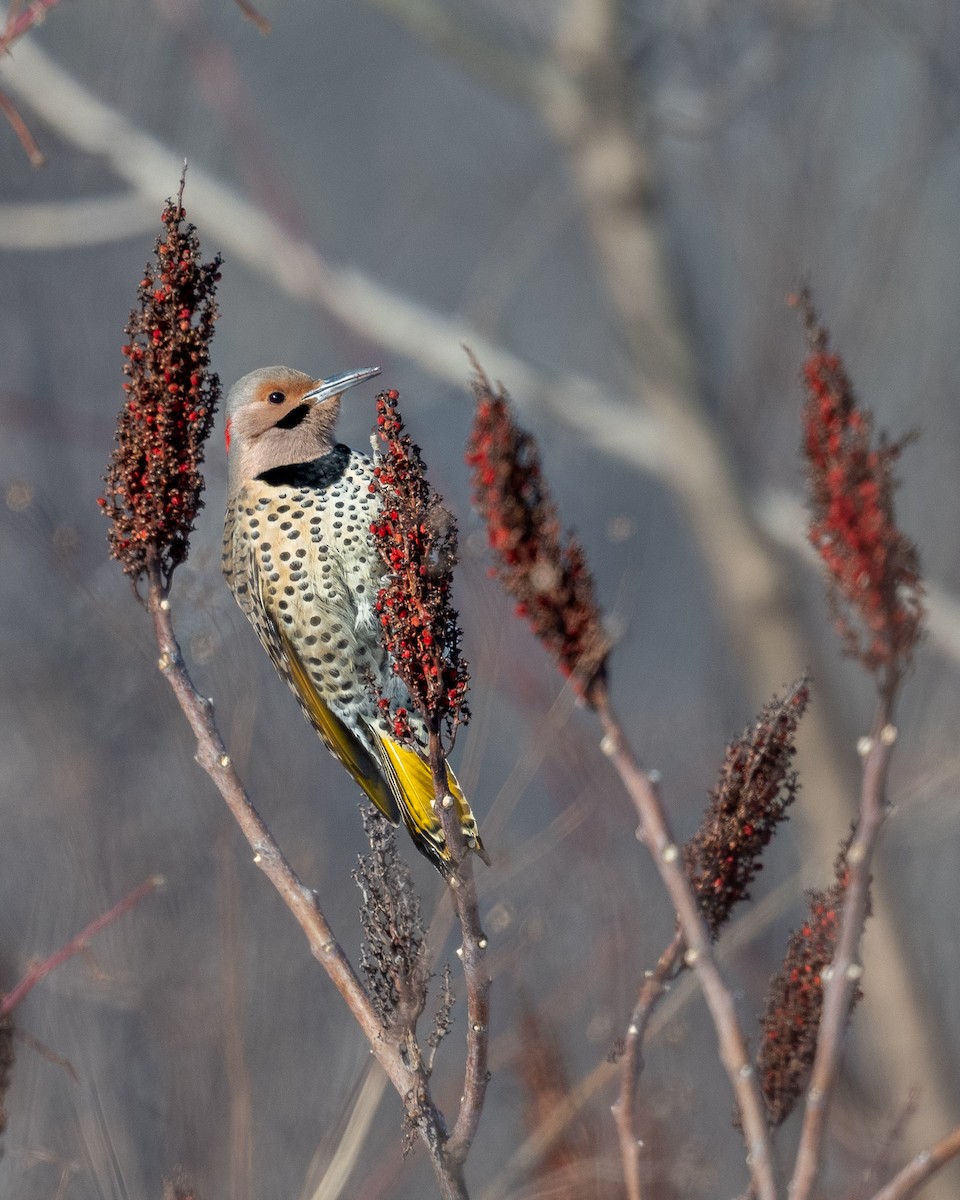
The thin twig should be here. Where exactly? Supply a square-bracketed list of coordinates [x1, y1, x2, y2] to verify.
[867, 1124, 960, 1200]
[230, 0, 271, 35]
[611, 930, 685, 1200]
[12, 1029, 78, 1083]
[789, 695, 897, 1200]
[0, 0, 69, 164]
[854, 1089, 921, 1200]
[0, 875, 161, 1017]
[0, 0, 66, 53]
[0, 88, 43, 165]
[592, 686, 778, 1200]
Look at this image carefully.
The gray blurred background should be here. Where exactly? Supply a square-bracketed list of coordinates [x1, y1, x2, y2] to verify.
[2, 1, 960, 1197]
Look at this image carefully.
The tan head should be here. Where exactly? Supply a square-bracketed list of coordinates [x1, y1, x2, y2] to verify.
[224, 365, 381, 496]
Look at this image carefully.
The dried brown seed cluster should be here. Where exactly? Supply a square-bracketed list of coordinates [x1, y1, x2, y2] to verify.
[371, 389, 470, 743]
[466, 364, 609, 704]
[100, 181, 221, 588]
[756, 843, 863, 1126]
[427, 962, 455, 1061]
[685, 677, 809, 940]
[353, 807, 427, 1027]
[797, 291, 923, 681]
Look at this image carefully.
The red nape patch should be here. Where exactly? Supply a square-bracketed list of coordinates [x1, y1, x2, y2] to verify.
[224, 417, 232, 454]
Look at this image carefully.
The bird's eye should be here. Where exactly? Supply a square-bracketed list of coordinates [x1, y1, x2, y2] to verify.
[267, 390, 285, 405]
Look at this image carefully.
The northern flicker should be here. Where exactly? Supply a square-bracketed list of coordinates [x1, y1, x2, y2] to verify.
[221, 365, 486, 875]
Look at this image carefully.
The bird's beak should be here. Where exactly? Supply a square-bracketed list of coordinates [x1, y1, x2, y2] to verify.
[303, 367, 382, 405]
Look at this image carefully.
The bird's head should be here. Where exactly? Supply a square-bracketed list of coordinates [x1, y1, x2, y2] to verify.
[224, 364, 381, 492]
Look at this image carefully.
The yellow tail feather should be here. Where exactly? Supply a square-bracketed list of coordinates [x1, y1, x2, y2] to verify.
[277, 629, 487, 873]
[374, 732, 488, 874]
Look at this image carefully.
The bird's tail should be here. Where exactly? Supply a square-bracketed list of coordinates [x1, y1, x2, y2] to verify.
[373, 731, 489, 876]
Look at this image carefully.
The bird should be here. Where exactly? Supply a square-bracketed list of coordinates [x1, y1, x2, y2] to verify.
[221, 365, 486, 876]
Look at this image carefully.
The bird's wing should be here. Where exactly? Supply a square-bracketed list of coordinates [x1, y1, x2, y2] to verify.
[222, 500, 259, 618]
[278, 628, 401, 825]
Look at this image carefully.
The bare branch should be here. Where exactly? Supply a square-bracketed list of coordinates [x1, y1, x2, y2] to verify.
[0, 875, 161, 1018]
[428, 731, 490, 1172]
[593, 688, 778, 1200]
[143, 567, 469, 1196]
[0, 88, 43, 165]
[0, 0, 69, 54]
[0, 0, 73, 163]
[868, 1124, 960, 1200]
[611, 930, 684, 1200]
[789, 704, 897, 1199]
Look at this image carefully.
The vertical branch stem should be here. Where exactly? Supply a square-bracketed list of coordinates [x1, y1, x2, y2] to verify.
[593, 688, 778, 1200]
[147, 571, 387, 1064]
[144, 567, 469, 1196]
[611, 931, 685, 1200]
[789, 696, 896, 1200]
[428, 730, 490, 1173]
